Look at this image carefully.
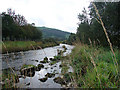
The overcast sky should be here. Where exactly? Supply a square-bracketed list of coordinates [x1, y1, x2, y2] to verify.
[0, 0, 90, 33]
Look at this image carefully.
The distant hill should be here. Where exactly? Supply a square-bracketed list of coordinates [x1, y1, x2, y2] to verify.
[37, 27, 70, 40]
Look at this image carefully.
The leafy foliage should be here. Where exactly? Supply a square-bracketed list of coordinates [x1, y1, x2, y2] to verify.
[68, 2, 120, 48]
[1, 8, 42, 41]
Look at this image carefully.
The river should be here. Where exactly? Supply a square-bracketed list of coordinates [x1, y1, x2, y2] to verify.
[2, 44, 74, 88]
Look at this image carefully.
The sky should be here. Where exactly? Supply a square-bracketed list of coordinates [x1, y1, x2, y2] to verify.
[0, 0, 90, 33]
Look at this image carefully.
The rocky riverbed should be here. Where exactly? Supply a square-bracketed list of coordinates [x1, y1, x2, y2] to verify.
[1, 44, 74, 88]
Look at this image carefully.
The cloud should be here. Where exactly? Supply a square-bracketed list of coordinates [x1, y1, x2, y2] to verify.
[0, 0, 90, 33]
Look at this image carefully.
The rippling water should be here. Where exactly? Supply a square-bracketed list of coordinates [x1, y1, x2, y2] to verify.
[2, 44, 74, 88]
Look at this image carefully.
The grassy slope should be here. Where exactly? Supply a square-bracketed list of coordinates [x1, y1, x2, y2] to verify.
[62, 44, 120, 88]
[37, 27, 70, 40]
[2, 41, 59, 53]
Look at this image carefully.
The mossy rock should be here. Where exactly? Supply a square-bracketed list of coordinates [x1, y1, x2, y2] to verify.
[45, 73, 55, 78]
[44, 57, 48, 60]
[38, 64, 44, 68]
[36, 64, 44, 71]
[57, 50, 63, 55]
[53, 77, 66, 85]
[40, 59, 49, 63]
[20, 64, 36, 77]
[49, 58, 56, 61]
[39, 77, 48, 82]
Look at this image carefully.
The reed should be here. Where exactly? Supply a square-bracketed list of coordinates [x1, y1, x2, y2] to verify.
[62, 43, 120, 88]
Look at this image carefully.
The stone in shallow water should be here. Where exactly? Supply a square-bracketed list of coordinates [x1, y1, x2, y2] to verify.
[37, 64, 44, 68]
[40, 59, 49, 63]
[26, 82, 30, 86]
[45, 73, 55, 78]
[44, 57, 48, 60]
[53, 77, 66, 85]
[35, 64, 44, 71]
[59, 64, 62, 67]
[49, 58, 56, 61]
[35, 60, 39, 62]
[39, 77, 48, 82]
[20, 67, 35, 77]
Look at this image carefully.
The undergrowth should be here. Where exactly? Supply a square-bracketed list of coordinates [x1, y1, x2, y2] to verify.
[66, 44, 120, 88]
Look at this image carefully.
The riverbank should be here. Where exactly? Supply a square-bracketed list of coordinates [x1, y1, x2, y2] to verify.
[61, 43, 120, 88]
[2, 41, 59, 54]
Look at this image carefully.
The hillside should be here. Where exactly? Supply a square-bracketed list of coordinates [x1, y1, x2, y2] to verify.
[37, 27, 70, 40]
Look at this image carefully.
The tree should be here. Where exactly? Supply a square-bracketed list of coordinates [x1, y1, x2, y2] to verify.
[1, 9, 42, 41]
[76, 8, 90, 44]
[88, 2, 120, 47]
[67, 33, 76, 44]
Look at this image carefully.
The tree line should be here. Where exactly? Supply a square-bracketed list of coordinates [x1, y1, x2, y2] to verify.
[68, 2, 120, 48]
[1, 8, 42, 41]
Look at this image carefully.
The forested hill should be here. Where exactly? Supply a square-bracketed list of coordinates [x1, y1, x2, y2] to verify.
[37, 27, 70, 40]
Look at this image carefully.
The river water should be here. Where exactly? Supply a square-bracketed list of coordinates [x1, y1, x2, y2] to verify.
[2, 44, 74, 88]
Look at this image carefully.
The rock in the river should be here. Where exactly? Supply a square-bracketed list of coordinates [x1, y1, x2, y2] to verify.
[51, 67, 53, 69]
[35, 60, 39, 62]
[53, 77, 66, 85]
[26, 82, 30, 86]
[45, 73, 55, 78]
[44, 57, 48, 60]
[36, 64, 44, 71]
[20, 66, 35, 77]
[39, 77, 48, 82]
[49, 58, 56, 61]
[49, 58, 53, 60]
[59, 64, 62, 67]
[38, 64, 44, 68]
[40, 58, 49, 63]
[35, 67, 41, 71]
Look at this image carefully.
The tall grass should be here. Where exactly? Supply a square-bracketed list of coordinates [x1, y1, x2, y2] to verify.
[92, 2, 118, 74]
[65, 44, 120, 88]
[2, 41, 59, 53]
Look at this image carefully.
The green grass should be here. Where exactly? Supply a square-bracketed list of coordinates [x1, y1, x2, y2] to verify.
[2, 68, 19, 88]
[62, 44, 120, 88]
[2, 41, 59, 53]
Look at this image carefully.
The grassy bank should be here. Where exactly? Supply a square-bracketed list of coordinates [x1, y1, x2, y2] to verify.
[62, 44, 120, 88]
[2, 41, 59, 53]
